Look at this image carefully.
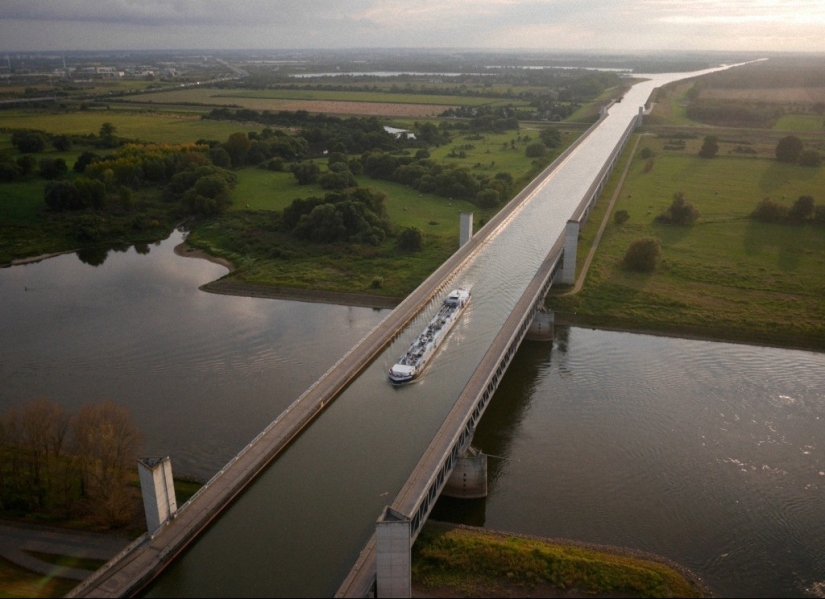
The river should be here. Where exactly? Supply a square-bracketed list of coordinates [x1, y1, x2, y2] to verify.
[1, 233, 822, 597]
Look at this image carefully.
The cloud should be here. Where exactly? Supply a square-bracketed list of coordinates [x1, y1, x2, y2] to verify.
[0, 0, 824, 51]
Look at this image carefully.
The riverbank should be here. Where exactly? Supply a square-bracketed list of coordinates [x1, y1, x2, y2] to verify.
[412, 522, 710, 598]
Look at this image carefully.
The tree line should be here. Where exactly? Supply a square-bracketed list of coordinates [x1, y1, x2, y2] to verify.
[0, 398, 142, 527]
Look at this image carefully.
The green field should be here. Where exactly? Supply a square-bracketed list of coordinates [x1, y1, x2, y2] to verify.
[215, 89, 525, 107]
[0, 109, 261, 144]
[773, 114, 825, 132]
[550, 138, 825, 349]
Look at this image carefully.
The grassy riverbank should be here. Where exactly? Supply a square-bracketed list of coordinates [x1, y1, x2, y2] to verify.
[549, 130, 825, 351]
[412, 522, 706, 598]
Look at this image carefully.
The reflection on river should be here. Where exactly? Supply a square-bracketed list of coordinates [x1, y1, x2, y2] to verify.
[0, 231, 388, 479]
[2, 233, 822, 597]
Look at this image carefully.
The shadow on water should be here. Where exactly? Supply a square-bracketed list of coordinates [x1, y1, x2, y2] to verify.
[428, 336, 558, 527]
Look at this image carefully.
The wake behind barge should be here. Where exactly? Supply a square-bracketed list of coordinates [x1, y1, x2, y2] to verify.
[388, 288, 471, 385]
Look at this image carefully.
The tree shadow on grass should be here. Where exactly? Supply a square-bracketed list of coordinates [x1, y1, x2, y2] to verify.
[742, 219, 801, 270]
[759, 161, 819, 195]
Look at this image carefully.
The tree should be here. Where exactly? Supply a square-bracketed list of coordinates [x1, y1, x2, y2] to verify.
[798, 150, 821, 167]
[623, 237, 661, 272]
[44, 180, 83, 211]
[775, 135, 803, 163]
[751, 198, 788, 223]
[38, 157, 68, 180]
[73, 400, 142, 526]
[11, 131, 47, 153]
[223, 132, 251, 167]
[788, 195, 815, 223]
[292, 161, 320, 185]
[525, 142, 547, 158]
[539, 128, 561, 148]
[656, 192, 699, 225]
[397, 226, 423, 251]
[52, 135, 73, 152]
[476, 188, 500, 208]
[698, 135, 719, 158]
[99, 122, 118, 148]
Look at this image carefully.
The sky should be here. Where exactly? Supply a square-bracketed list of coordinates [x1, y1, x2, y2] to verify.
[1, 0, 825, 54]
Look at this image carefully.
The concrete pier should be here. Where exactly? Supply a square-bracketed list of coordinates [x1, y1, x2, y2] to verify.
[442, 446, 488, 499]
[137, 457, 177, 535]
[560, 220, 579, 285]
[459, 212, 474, 248]
[526, 309, 554, 341]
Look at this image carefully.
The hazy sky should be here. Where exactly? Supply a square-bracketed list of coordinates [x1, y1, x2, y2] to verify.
[1, 0, 824, 53]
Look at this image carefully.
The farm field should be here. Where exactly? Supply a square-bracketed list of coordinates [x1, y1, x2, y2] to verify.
[550, 132, 825, 349]
[213, 88, 526, 107]
[0, 109, 263, 144]
[115, 88, 454, 117]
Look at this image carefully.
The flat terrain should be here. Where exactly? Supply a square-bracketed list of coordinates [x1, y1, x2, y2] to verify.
[550, 130, 825, 349]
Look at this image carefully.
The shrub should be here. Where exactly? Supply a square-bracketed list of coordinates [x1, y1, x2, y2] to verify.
[788, 195, 815, 223]
[614, 210, 630, 225]
[639, 147, 654, 159]
[775, 135, 803, 163]
[655, 192, 699, 225]
[751, 198, 788, 223]
[623, 237, 661, 272]
[397, 226, 423, 251]
[698, 135, 719, 158]
[525, 143, 547, 158]
[798, 150, 821, 167]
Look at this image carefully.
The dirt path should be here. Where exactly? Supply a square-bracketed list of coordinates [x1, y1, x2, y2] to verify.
[562, 134, 644, 295]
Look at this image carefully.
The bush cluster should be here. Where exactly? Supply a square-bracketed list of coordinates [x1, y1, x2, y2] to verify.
[655, 192, 700, 225]
[752, 195, 825, 225]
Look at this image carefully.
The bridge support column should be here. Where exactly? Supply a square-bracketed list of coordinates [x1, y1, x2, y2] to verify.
[376, 507, 411, 598]
[459, 212, 474, 248]
[560, 219, 579, 285]
[636, 106, 644, 128]
[138, 456, 177, 535]
[442, 446, 488, 499]
[526, 309, 554, 341]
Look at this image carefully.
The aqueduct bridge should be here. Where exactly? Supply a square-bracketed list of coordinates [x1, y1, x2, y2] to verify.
[71, 64, 740, 598]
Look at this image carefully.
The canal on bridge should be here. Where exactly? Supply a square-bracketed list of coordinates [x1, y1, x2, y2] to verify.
[145, 67, 736, 597]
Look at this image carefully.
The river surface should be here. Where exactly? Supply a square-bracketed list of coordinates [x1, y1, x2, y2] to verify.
[1, 233, 823, 598]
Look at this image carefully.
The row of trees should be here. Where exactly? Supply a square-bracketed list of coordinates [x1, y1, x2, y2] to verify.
[0, 398, 142, 527]
[752, 195, 825, 225]
[359, 151, 515, 207]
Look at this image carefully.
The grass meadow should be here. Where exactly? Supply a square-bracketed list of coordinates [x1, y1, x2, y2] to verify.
[550, 135, 825, 348]
[0, 109, 262, 144]
[773, 114, 825, 132]
[412, 523, 701, 598]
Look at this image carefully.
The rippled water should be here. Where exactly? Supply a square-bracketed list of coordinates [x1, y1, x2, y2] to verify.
[434, 328, 825, 597]
[0, 231, 388, 479]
